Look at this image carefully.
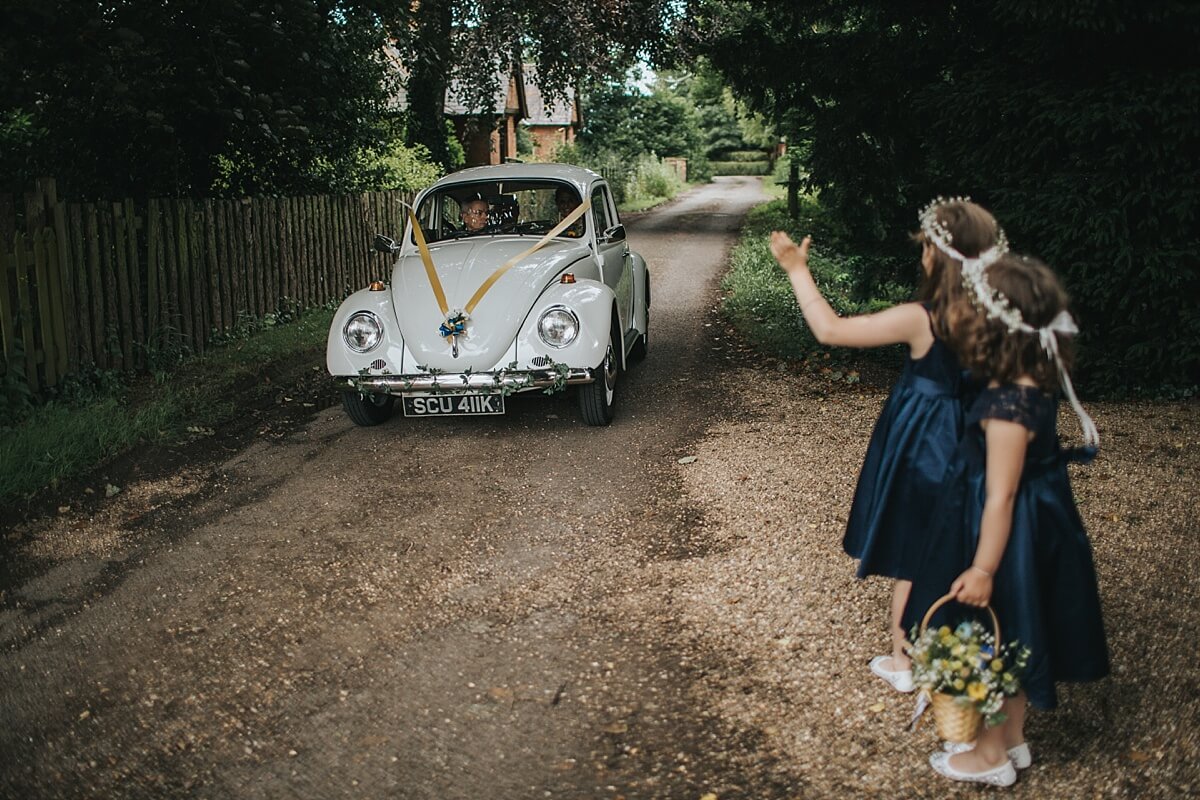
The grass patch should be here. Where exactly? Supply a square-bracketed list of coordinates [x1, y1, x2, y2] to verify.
[619, 195, 672, 214]
[721, 195, 911, 378]
[0, 308, 335, 509]
[709, 161, 771, 176]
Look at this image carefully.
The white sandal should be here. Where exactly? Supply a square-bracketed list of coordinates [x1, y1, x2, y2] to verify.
[868, 655, 913, 693]
[943, 740, 1032, 769]
[930, 751, 1017, 787]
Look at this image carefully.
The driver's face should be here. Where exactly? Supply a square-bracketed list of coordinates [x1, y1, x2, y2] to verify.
[555, 193, 579, 217]
[461, 200, 488, 231]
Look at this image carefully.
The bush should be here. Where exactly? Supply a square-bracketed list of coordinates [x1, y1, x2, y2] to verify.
[371, 140, 443, 192]
[626, 154, 682, 201]
[709, 161, 771, 176]
[721, 198, 911, 369]
[713, 150, 771, 162]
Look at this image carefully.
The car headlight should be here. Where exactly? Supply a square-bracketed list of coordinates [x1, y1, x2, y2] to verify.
[343, 311, 383, 352]
[537, 306, 579, 349]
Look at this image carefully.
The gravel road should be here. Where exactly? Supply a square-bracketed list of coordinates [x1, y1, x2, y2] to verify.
[3, 177, 1197, 799]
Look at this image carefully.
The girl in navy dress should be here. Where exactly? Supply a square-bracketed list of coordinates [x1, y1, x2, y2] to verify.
[906, 253, 1109, 787]
[771, 198, 1006, 694]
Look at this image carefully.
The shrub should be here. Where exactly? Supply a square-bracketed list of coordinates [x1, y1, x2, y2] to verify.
[713, 150, 771, 162]
[627, 154, 682, 201]
[721, 198, 910, 371]
[709, 161, 771, 176]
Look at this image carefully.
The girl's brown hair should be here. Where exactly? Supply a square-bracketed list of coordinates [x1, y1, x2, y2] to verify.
[912, 200, 1003, 340]
[950, 253, 1073, 392]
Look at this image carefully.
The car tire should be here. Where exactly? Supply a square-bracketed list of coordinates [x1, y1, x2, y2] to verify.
[578, 319, 620, 426]
[342, 391, 395, 426]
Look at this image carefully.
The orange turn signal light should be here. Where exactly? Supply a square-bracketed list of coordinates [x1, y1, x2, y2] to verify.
[560, 273, 576, 284]
[369, 281, 386, 291]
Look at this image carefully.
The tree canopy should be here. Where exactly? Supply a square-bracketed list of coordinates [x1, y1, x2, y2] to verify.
[384, 0, 683, 169]
[0, 0, 417, 198]
[0, 1, 685, 195]
[687, 0, 1200, 393]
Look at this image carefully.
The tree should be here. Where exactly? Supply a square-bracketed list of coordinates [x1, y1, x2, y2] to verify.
[578, 81, 701, 161]
[686, 0, 1200, 393]
[0, 0, 409, 198]
[381, 0, 683, 169]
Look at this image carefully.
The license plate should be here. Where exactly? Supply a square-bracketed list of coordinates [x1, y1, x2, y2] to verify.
[402, 394, 506, 417]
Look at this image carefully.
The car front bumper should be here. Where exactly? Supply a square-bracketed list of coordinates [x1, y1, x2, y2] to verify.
[334, 367, 595, 396]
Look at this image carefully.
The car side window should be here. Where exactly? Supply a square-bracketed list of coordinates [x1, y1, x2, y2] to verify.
[591, 187, 611, 238]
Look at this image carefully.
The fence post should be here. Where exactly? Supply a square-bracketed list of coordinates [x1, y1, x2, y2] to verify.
[13, 232, 41, 391]
[52, 193, 79, 373]
[125, 199, 144, 369]
[0, 233, 18, 379]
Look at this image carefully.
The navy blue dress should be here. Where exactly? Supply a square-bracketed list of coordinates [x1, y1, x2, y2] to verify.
[903, 384, 1110, 710]
[842, 307, 963, 580]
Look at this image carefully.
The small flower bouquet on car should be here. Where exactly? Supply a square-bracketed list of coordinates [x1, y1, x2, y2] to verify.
[908, 597, 1030, 741]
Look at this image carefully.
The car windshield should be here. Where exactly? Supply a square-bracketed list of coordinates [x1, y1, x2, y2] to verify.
[412, 180, 587, 244]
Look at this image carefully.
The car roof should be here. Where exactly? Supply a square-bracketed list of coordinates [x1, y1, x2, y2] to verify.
[426, 163, 603, 198]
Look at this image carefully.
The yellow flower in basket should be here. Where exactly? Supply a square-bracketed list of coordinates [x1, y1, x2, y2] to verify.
[908, 594, 1031, 739]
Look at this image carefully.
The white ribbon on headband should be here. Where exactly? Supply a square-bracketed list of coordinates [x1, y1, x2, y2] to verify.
[960, 244, 1008, 278]
[1038, 311, 1100, 449]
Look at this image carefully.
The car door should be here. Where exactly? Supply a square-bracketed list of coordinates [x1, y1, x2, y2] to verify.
[591, 185, 632, 337]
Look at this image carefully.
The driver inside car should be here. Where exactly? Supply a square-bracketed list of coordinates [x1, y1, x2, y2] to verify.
[555, 187, 585, 237]
[460, 195, 490, 233]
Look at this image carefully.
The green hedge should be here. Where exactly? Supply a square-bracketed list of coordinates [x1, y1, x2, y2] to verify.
[701, 1, 1199, 396]
[721, 198, 909, 369]
[709, 161, 771, 176]
[712, 150, 772, 163]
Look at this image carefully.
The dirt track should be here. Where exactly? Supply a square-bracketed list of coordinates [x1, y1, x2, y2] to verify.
[3, 177, 1198, 799]
[2, 178, 798, 799]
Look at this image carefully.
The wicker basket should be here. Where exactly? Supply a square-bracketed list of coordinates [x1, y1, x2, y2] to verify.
[918, 593, 1002, 744]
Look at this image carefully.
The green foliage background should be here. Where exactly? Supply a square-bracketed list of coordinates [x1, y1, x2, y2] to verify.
[691, 0, 1200, 395]
[722, 197, 910, 374]
[0, 0, 437, 198]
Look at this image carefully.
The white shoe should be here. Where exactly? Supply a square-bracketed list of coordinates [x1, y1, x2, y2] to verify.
[930, 751, 1018, 787]
[869, 655, 913, 693]
[943, 740, 1032, 769]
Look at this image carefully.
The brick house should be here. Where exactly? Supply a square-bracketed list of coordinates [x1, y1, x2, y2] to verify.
[444, 63, 529, 166]
[521, 67, 581, 161]
[385, 45, 528, 167]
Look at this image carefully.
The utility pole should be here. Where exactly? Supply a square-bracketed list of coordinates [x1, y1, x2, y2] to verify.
[776, 159, 801, 220]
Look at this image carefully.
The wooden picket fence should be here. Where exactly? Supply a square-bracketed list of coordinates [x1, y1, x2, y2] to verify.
[0, 179, 413, 392]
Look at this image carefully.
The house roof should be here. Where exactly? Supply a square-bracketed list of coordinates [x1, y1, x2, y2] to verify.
[522, 66, 579, 128]
[445, 61, 527, 117]
[385, 44, 527, 118]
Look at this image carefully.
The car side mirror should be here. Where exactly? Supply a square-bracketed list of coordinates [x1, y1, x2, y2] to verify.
[601, 224, 626, 243]
[373, 234, 400, 254]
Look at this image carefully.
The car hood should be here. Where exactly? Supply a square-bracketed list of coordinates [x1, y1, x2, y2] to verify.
[391, 237, 590, 371]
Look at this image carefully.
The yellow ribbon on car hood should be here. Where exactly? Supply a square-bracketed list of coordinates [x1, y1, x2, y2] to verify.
[463, 197, 591, 314]
[406, 198, 592, 317]
[407, 208, 450, 317]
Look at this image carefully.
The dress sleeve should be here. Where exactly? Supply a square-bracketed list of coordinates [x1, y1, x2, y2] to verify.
[974, 385, 1042, 431]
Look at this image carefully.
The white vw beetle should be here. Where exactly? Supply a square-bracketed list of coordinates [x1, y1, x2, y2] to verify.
[327, 163, 650, 426]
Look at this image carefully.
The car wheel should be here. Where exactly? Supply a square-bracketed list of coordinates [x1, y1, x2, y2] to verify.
[342, 391, 396, 426]
[578, 321, 620, 426]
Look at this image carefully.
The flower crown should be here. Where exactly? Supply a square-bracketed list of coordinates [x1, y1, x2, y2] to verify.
[918, 196, 1009, 276]
[964, 254, 1100, 450]
[920, 197, 1098, 450]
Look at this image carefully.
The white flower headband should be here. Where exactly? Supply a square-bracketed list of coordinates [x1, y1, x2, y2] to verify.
[965, 257, 1100, 450]
[918, 196, 1009, 277]
[920, 197, 1098, 450]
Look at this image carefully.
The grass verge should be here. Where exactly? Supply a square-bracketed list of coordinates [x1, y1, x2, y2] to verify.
[720, 195, 912, 380]
[0, 308, 335, 511]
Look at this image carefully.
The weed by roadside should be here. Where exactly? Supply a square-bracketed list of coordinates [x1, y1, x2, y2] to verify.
[721, 197, 912, 383]
[0, 308, 335, 512]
